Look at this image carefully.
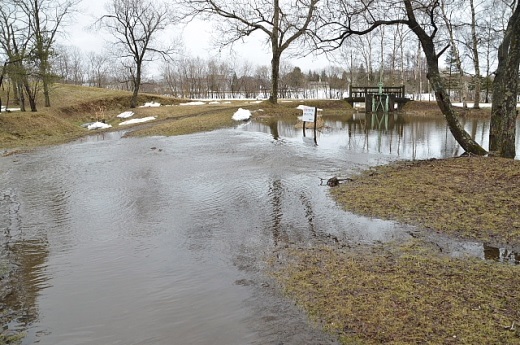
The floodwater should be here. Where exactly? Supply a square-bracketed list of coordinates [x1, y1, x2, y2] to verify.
[1, 112, 519, 345]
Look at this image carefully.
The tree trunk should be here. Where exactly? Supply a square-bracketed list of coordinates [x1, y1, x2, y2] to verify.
[404, 0, 486, 155]
[269, 0, 280, 104]
[130, 63, 141, 108]
[43, 78, 51, 107]
[270, 53, 280, 104]
[489, 5, 520, 158]
[23, 79, 37, 112]
[470, 0, 481, 109]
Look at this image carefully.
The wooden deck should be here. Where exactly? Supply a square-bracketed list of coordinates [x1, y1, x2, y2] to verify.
[345, 85, 411, 111]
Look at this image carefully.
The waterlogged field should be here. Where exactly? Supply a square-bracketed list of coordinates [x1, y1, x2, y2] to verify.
[1, 85, 519, 344]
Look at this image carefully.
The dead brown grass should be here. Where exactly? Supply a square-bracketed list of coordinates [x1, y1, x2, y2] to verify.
[271, 241, 520, 345]
[1, 84, 352, 151]
[402, 100, 492, 117]
[269, 155, 520, 344]
[331, 156, 520, 245]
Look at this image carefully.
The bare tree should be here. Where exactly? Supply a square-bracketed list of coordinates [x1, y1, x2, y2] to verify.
[97, 0, 176, 108]
[0, 1, 37, 112]
[86, 51, 111, 88]
[317, 0, 487, 155]
[182, 0, 319, 104]
[440, 0, 468, 108]
[15, 0, 78, 107]
[52, 45, 85, 85]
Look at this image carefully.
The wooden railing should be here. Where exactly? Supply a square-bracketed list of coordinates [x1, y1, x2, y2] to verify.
[348, 85, 406, 99]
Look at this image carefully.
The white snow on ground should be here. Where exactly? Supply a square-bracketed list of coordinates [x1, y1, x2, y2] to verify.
[1, 107, 21, 112]
[119, 116, 156, 125]
[87, 122, 112, 130]
[180, 101, 206, 106]
[297, 105, 323, 111]
[117, 111, 134, 118]
[232, 108, 252, 121]
[452, 102, 493, 108]
[208, 101, 220, 104]
[140, 101, 161, 108]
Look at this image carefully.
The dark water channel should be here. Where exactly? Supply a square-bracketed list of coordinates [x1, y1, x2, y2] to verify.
[1, 112, 519, 344]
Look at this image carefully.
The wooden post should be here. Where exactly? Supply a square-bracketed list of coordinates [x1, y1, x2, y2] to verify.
[313, 106, 318, 144]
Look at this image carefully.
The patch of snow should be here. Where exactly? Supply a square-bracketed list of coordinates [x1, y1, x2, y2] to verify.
[1, 107, 21, 112]
[249, 100, 262, 104]
[119, 116, 156, 125]
[140, 101, 161, 108]
[117, 111, 134, 118]
[180, 101, 206, 106]
[452, 102, 493, 108]
[232, 108, 252, 121]
[208, 101, 220, 104]
[297, 105, 323, 112]
[87, 122, 112, 130]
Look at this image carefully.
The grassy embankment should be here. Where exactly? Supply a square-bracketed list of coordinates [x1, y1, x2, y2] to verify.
[271, 155, 520, 344]
[270, 101, 519, 344]
[0, 84, 352, 152]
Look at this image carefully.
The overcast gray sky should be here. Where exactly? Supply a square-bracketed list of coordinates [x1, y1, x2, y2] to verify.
[59, 0, 333, 76]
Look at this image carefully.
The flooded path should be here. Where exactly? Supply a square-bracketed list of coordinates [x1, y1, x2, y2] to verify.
[1, 114, 518, 344]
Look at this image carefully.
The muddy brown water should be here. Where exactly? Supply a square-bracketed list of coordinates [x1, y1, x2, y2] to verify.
[1, 113, 518, 344]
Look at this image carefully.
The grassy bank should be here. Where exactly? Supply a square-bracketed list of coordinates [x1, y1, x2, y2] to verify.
[0, 84, 352, 152]
[271, 241, 520, 344]
[331, 156, 520, 245]
[270, 156, 520, 344]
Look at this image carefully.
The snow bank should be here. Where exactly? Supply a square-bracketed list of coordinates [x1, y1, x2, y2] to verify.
[232, 108, 252, 121]
[87, 122, 112, 130]
[117, 111, 134, 118]
[119, 116, 156, 125]
[297, 105, 323, 111]
[1, 107, 21, 112]
[140, 101, 161, 108]
[180, 101, 206, 106]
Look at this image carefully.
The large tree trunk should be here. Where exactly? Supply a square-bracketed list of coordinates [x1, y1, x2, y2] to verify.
[130, 63, 141, 108]
[489, 5, 520, 158]
[42, 77, 51, 107]
[269, 0, 280, 104]
[404, 0, 487, 155]
[270, 53, 280, 104]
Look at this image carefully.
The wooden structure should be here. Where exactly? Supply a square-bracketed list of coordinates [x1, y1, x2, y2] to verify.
[345, 85, 410, 111]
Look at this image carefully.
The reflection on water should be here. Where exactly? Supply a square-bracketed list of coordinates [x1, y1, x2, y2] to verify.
[484, 244, 520, 264]
[1, 112, 519, 344]
[247, 112, 520, 159]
